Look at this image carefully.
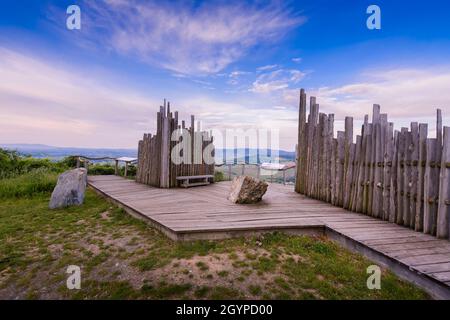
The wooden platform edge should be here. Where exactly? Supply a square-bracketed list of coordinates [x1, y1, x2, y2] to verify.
[87, 183, 179, 241]
[176, 226, 325, 241]
[326, 227, 450, 300]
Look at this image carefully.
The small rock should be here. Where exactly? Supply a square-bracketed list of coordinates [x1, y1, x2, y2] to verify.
[228, 176, 268, 204]
[49, 168, 87, 209]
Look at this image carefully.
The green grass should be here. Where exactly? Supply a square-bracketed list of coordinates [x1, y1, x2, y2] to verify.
[0, 178, 430, 300]
[0, 169, 59, 199]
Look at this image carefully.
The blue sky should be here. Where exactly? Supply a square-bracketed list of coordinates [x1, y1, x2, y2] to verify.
[0, 0, 449, 149]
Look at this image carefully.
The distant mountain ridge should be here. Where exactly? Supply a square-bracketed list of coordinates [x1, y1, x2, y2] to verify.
[1, 144, 296, 162]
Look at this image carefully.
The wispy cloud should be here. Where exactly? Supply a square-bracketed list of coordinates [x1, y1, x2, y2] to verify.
[292, 57, 302, 63]
[0, 48, 298, 148]
[250, 69, 306, 93]
[0, 47, 158, 147]
[310, 68, 450, 119]
[257, 64, 279, 71]
[228, 70, 251, 85]
[63, 0, 306, 75]
[2, 47, 448, 150]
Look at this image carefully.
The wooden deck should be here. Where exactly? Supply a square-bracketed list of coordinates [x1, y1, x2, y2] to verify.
[88, 175, 450, 299]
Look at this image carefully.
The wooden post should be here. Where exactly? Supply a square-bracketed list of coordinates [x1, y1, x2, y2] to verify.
[403, 130, 412, 226]
[409, 122, 419, 228]
[343, 117, 353, 208]
[326, 114, 334, 203]
[124, 161, 128, 177]
[389, 130, 399, 223]
[296, 89, 307, 193]
[115, 159, 119, 176]
[415, 124, 428, 231]
[437, 126, 450, 239]
[336, 131, 345, 207]
[424, 138, 438, 235]
[382, 122, 393, 220]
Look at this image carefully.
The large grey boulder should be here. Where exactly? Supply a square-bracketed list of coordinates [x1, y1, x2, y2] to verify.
[49, 168, 87, 209]
[228, 176, 268, 204]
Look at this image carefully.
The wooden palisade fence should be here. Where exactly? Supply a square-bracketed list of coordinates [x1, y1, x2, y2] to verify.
[136, 101, 215, 188]
[295, 89, 450, 240]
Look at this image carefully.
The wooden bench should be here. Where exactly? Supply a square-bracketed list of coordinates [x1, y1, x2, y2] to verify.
[176, 175, 214, 188]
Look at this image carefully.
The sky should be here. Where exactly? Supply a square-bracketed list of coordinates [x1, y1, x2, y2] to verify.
[0, 0, 449, 150]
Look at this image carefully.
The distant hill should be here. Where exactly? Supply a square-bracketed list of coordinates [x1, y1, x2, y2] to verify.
[1, 144, 295, 163]
[0, 144, 137, 160]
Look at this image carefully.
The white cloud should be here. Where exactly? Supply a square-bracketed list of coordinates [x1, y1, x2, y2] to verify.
[2, 46, 448, 151]
[305, 67, 450, 135]
[0, 48, 158, 148]
[229, 71, 251, 78]
[292, 57, 302, 63]
[250, 69, 306, 93]
[257, 64, 279, 71]
[67, 0, 306, 75]
[0, 48, 297, 149]
[311, 68, 450, 118]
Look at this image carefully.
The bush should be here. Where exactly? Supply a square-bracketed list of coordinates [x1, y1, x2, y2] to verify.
[59, 156, 78, 169]
[0, 148, 67, 179]
[88, 164, 115, 175]
[120, 164, 136, 177]
[87, 163, 137, 177]
[0, 168, 58, 198]
[214, 170, 225, 182]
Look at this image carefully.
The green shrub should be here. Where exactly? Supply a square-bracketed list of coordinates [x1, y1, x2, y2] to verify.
[0, 148, 67, 179]
[214, 170, 225, 182]
[120, 164, 136, 177]
[0, 168, 58, 198]
[88, 164, 115, 175]
[59, 156, 78, 169]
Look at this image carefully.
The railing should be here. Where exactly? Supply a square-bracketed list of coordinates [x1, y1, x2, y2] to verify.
[215, 163, 296, 185]
[75, 156, 137, 177]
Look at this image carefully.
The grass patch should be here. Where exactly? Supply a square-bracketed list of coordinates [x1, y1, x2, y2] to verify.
[0, 184, 430, 300]
[0, 169, 59, 198]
